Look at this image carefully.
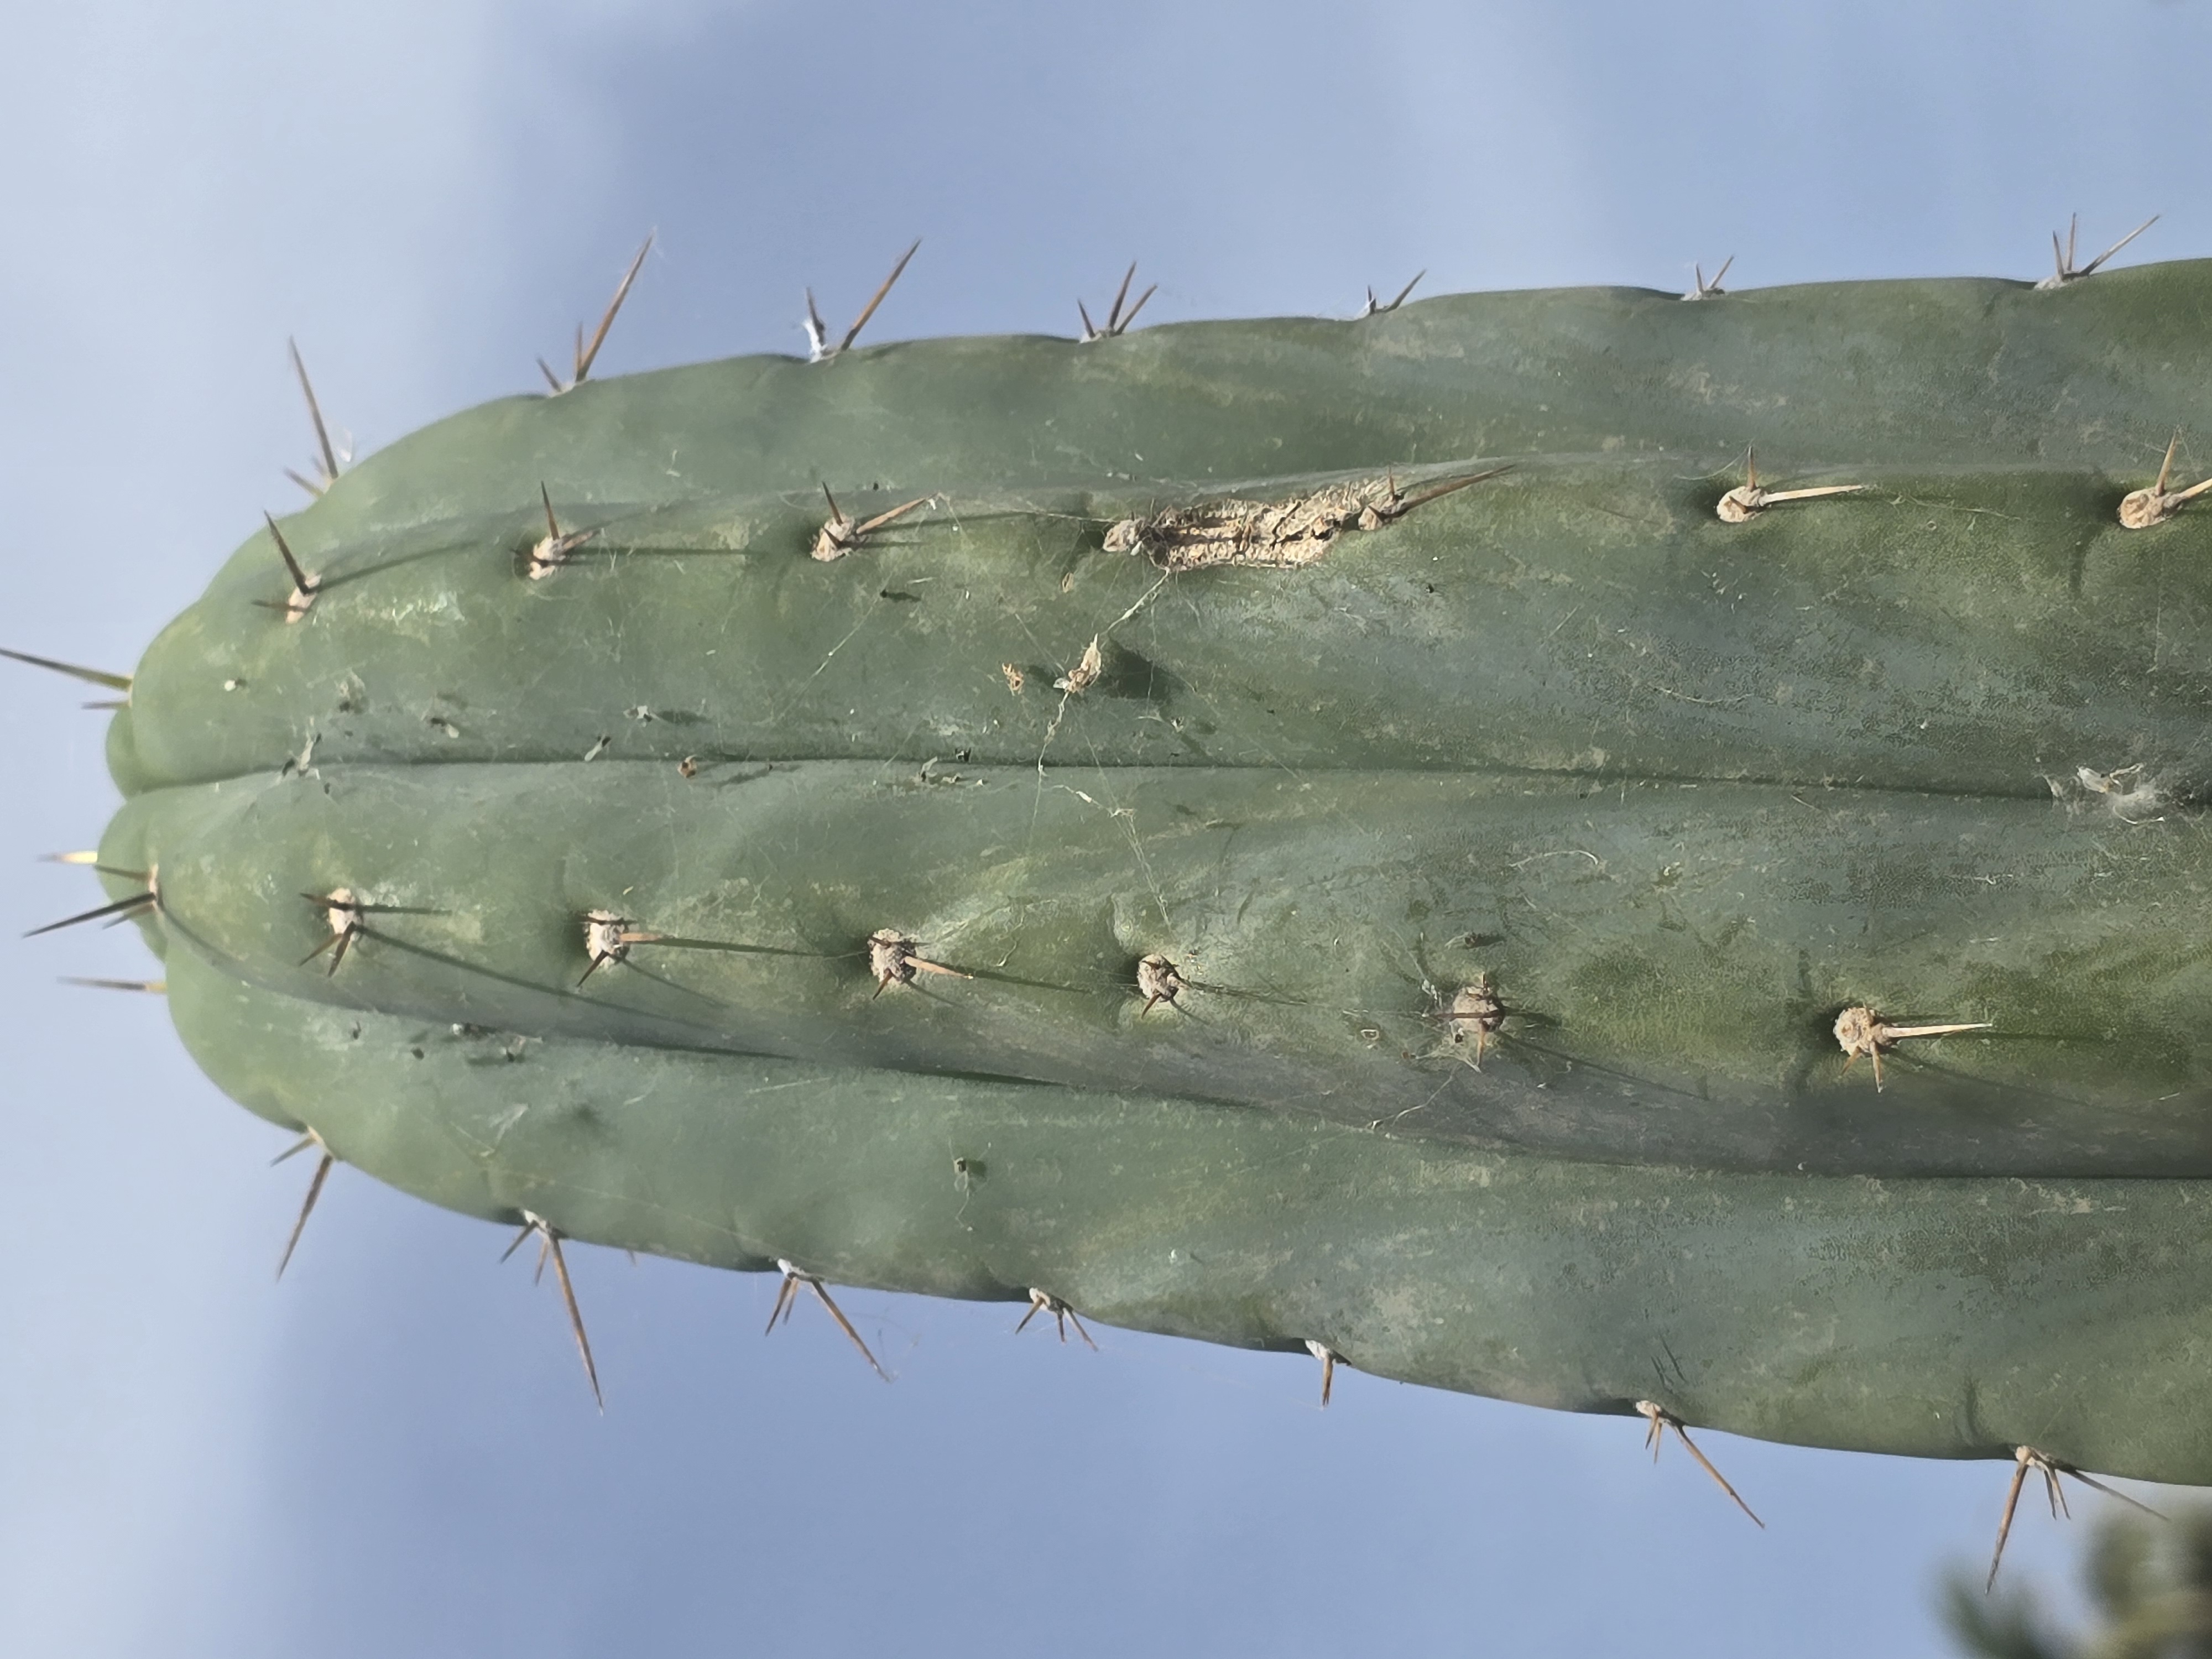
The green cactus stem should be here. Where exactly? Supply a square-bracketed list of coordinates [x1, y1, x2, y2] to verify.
[30, 254, 2212, 1486]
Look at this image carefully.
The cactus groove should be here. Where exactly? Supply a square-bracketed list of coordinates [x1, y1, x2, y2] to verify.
[40, 256, 2212, 1488]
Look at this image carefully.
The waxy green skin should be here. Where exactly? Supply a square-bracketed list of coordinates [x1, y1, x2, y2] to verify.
[104, 761, 2212, 1178]
[89, 262, 2212, 1480]
[163, 944, 2212, 1484]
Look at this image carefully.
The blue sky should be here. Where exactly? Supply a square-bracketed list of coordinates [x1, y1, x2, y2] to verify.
[1, 2, 2205, 1653]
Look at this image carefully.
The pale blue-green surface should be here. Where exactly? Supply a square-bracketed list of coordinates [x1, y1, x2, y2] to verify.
[3, 3, 2207, 1654]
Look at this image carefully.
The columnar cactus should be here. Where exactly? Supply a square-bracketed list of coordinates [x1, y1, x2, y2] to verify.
[23, 246, 2212, 1554]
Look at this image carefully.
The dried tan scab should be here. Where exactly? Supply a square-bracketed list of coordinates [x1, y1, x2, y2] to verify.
[504, 1211, 603, 1410]
[999, 662, 1025, 694]
[539, 233, 653, 393]
[2118, 434, 2212, 528]
[1636, 1401, 1764, 1528]
[1079, 262, 1156, 341]
[1103, 466, 1509, 571]
[810, 484, 934, 560]
[867, 930, 969, 997]
[1016, 1288, 1098, 1350]
[677, 755, 700, 779]
[2034, 212, 2158, 290]
[527, 483, 596, 579]
[1444, 974, 1507, 1064]
[1305, 1339, 1340, 1406]
[1135, 953, 1185, 1014]
[769, 1259, 891, 1380]
[578, 909, 665, 985]
[261, 512, 320, 622]
[1054, 635, 1104, 695]
[1682, 255, 1734, 300]
[299, 886, 364, 975]
[1986, 1445, 2166, 1592]
[1716, 448, 1863, 523]
[2059, 762, 2166, 822]
[805, 238, 921, 362]
[1833, 1004, 1992, 1091]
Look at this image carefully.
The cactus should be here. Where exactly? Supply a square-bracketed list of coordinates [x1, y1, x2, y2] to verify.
[24, 249, 2212, 1536]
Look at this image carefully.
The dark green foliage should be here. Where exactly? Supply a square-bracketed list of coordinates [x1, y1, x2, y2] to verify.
[1949, 1507, 2212, 1657]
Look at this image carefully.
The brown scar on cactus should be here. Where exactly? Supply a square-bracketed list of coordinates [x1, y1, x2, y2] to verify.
[502, 1211, 603, 1410]
[999, 662, 1025, 694]
[272, 1128, 334, 1279]
[1102, 466, 1510, 571]
[1054, 635, 1104, 695]
[1636, 1400, 1765, 1528]
[810, 484, 935, 561]
[1436, 974, 1507, 1065]
[2117, 434, 2212, 528]
[1832, 1005, 1992, 1091]
[577, 910, 666, 986]
[1079, 261, 1156, 341]
[1359, 270, 1424, 317]
[1016, 1288, 1098, 1349]
[526, 484, 596, 580]
[867, 929, 970, 997]
[246, 514, 319, 622]
[2034, 212, 2158, 290]
[1682, 257, 1734, 301]
[539, 232, 653, 394]
[1716, 448, 1864, 523]
[1306, 1339, 1340, 1406]
[767, 1258, 891, 1380]
[1136, 952, 1186, 1014]
[804, 238, 921, 363]
[1985, 1444, 2167, 1592]
[25, 865, 158, 936]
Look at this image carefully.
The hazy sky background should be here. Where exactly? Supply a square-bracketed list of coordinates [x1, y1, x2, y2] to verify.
[2, 2, 2205, 1654]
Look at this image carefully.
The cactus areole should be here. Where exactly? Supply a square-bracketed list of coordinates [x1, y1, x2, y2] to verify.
[44, 256, 2212, 1491]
